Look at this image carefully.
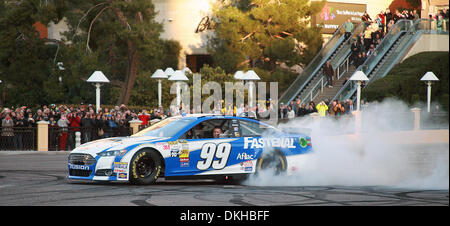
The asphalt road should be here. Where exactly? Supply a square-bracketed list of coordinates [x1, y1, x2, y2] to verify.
[0, 151, 448, 206]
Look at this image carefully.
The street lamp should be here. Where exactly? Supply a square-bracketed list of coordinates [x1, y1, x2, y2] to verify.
[87, 71, 110, 113]
[233, 70, 245, 80]
[151, 69, 168, 107]
[420, 71, 439, 113]
[349, 71, 369, 111]
[57, 62, 65, 70]
[182, 67, 192, 74]
[242, 70, 260, 108]
[0, 80, 2, 107]
[164, 67, 175, 78]
[168, 70, 189, 107]
[57, 62, 65, 83]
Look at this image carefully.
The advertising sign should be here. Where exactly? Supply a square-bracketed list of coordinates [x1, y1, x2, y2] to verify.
[312, 1, 367, 34]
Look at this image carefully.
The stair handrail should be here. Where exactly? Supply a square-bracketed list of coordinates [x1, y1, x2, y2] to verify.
[412, 18, 449, 33]
[332, 19, 414, 102]
[297, 21, 370, 104]
[289, 21, 368, 105]
[278, 22, 349, 104]
[364, 18, 449, 86]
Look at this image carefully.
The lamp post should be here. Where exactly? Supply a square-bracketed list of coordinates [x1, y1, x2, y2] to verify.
[168, 70, 189, 107]
[164, 67, 175, 78]
[349, 71, 369, 111]
[233, 70, 244, 80]
[151, 69, 168, 107]
[242, 70, 261, 108]
[0, 80, 2, 107]
[420, 71, 439, 113]
[87, 71, 110, 113]
[57, 62, 65, 83]
[182, 67, 192, 74]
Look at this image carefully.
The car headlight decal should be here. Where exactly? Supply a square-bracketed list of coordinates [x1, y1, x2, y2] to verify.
[97, 149, 127, 157]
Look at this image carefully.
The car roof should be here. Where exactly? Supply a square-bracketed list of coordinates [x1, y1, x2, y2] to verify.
[174, 113, 258, 121]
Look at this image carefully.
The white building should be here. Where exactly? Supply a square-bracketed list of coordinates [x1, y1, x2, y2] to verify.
[153, 0, 216, 72]
[152, 0, 394, 71]
[45, 1, 447, 71]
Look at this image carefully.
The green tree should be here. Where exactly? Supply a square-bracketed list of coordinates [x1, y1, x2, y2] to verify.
[60, 0, 181, 106]
[362, 52, 449, 112]
[0, 0, 181, 108]
[207, 0, 325, 73]
[0, 0, 64, 108]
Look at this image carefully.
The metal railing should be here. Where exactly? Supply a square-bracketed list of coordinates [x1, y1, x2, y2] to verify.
[48, 126, 133, 151]
[0, 127, 36, 150]
[333, 19, 448, 103]
[279, 22, 351, 104]
[333, 19, 414, 102]
[0, 126, 134, 151]
[294, 21, 370, 104]
[330, 21, 371, 78]
[412, 18, 449, 33]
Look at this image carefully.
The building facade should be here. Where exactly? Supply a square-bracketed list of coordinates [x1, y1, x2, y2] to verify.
[421, 0, 449, 18]
[153, 0, 216, 72]
[43, 0, 448, 71]
[153, 0, 395, 70]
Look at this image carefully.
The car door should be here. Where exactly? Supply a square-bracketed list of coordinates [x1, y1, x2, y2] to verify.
[165, 118, 244, 176]
[238, 119, 266, 172]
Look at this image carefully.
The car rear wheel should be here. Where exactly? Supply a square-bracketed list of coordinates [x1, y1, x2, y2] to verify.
[256, 151, 287, 175]
[130, 149, 162, 185]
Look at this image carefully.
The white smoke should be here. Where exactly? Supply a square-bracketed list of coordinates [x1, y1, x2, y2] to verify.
[244, 98, 449, 189]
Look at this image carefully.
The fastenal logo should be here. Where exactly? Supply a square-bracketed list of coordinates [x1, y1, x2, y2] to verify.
[243, 137, 296, 149]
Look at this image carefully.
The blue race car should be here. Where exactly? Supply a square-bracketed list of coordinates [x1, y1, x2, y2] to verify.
[68, 114, 312, 184]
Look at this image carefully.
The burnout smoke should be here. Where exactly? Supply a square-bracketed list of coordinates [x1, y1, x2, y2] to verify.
[244, 98, 449, 189]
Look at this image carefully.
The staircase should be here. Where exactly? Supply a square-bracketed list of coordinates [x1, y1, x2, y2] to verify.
[281, 18, 449, 105]
[366, 33, 412, 83]
[295, 40, 348, 100]
[314, 65, 356, 103]
[332, 19, 418, 102]
[366, 32, 408, 80]
[279, 22, 367, 105]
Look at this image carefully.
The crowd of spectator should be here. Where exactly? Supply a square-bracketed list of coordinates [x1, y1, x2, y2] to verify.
[433, 9, 449, 31]
[279, 98, 356, 120]
[1, 8, 447, 151]
[349, 9, 420, 70]
[349, 8, 450, 69]
[0, 104, 169, 150]
[1, 98, 359, 150]
[0, 95, 373, 151]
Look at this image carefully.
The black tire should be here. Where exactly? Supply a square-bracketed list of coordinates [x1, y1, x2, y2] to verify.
[255, 151, 287, 175]
[129, 149, 162, 185]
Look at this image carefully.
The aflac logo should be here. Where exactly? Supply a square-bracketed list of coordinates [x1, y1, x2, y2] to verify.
[320, 3, 336, 21]
[237, 153, 254, 160]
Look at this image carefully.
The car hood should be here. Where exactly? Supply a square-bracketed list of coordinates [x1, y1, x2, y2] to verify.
[70, 136, 168, 156]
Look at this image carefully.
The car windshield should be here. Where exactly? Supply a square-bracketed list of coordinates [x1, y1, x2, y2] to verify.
[131, 117, 196, 138]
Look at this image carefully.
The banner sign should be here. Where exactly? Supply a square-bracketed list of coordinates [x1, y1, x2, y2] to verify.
[312, 1, 367, 34]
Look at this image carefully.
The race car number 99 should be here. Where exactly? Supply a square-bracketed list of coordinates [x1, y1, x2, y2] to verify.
[197, 143, 231, 170]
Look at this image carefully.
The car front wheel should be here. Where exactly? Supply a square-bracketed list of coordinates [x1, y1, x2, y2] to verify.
[129, 149, 162, 185]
